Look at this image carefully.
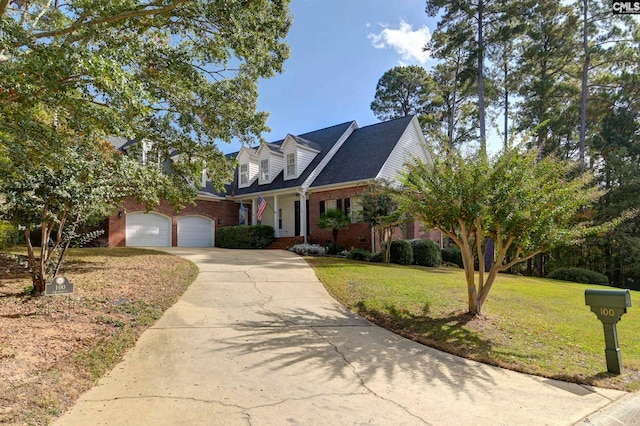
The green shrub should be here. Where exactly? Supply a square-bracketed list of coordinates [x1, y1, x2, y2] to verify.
[369, 252, 384, 263]
[0, 222, 21, 249]
[390, 240, 412, 265]
[327, 243, 347, 255]
[442, 246, 463, 268]
[547, 267, 609, 286]
[215, 225, 274, 249]
[347, 248, 371, 261]
[410, 239, 441, 267]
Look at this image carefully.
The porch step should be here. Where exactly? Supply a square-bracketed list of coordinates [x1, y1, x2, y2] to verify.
[267, 236, 304, 250]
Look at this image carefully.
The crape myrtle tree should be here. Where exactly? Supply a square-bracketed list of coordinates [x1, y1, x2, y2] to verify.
[361, 180, 405, 264]
[0, 0, 291, 294]
[0, 142, 180, 294]
[400, 147, 605, 316]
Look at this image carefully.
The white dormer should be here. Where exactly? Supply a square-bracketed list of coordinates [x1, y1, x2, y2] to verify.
[280, 134, 321, 181]
[236, 146, 259, 188]
[256, 143, 284, 185]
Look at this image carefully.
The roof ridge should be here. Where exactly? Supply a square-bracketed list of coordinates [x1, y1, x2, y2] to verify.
[296, 120, 356, 137]
[354, 115, 414, 131]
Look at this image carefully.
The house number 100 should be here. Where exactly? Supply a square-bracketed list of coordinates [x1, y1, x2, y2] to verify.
[600, 307, 616, 317]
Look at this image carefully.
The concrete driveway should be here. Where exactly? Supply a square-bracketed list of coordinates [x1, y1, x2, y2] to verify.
[54, 248, 633, 426]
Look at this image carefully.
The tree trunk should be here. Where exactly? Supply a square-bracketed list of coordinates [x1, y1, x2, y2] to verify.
[579, 0, 589, 170]
[503, 54, 509, 150]
[448, 51, 462, 150]
[477, 0, 487, 158]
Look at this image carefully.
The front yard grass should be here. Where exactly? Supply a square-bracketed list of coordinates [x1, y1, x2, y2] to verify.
[306, 257, 640, 392]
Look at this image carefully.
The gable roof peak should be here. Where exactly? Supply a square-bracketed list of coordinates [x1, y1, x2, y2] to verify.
[284, 134, 321, 152]
[257, 142, 284, 156]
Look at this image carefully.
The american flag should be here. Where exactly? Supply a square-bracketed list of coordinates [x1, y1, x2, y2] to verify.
[257, 195, 267, 222]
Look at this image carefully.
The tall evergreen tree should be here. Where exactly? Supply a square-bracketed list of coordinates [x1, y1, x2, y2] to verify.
[427, 58, 478, 151]
[514, 0, 581, 159]
[426, 0, 506, 157]
[370, 65, 436, 128]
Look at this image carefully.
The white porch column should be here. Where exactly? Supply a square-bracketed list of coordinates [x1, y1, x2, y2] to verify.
[300, 190, 307, 243]
[251, 197, 258, 225]
[273, 195, 280, 237]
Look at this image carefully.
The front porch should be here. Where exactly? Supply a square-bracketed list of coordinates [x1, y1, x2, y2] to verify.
[240, 192, 310, 241]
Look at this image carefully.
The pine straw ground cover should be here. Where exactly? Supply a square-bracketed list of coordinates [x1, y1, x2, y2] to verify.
[0, 248, 198, 425]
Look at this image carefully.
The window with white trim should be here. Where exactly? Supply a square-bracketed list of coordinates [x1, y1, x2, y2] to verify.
[324, 199, 337, 211]
[240, 163, 248, 185]
[286, 153, 296, 177]
[260, 159, 269, 182]
[349, 197, 363, 223]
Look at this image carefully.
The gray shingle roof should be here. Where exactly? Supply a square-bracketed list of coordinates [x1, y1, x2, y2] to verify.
[310, 115, 414, 187]
[288, 134, 321, 152]
[227, 120, 356, 196]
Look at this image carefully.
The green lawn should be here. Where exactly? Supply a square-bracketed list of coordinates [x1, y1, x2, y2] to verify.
[305, 257, 640, 391]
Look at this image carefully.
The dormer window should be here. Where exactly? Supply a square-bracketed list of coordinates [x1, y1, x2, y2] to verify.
[260, 159, 269, 182]
[286, 153, 296, 177]
[240, 163, 249, 185]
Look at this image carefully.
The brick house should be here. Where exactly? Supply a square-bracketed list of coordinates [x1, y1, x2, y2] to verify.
[105, 115, 439, 249]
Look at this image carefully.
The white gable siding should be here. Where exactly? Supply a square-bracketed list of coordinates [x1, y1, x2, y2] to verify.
[377, 117, 431, 183]
[270, 152, 284, 182]
[297, 147, 318, 178]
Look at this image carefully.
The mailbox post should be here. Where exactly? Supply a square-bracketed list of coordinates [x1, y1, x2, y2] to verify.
[585, 289, 632, 374]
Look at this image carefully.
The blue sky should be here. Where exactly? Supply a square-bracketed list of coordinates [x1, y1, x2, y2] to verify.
[221, 0, 439, 153]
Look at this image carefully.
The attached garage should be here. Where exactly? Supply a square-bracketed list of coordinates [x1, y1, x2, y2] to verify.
[126, 212, 172, 247]
[177, 216, 215, 247]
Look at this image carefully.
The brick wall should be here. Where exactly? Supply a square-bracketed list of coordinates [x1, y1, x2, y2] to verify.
[308, 186, 372, 250]
[307, 186, 442, 252]
[106, 196, 240, 247]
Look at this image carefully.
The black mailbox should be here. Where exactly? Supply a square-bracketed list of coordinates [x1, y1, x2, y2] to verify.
[585, 289, 632, 374]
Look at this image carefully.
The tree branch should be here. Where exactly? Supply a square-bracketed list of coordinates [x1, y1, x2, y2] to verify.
[0, 0, 8, 17]
[31, 0, 189, 41]
[500, 248, 542, 272]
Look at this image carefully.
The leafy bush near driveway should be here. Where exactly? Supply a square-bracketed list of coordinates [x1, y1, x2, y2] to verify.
[442, 246, 463, 268]
[327, 243, 348, 255]
[347, 248, 372, 261]
[547, 267, 609, 285]
[216, 225, 274, 249]
[390, 240, 412, 265]
[410, 239, 441, 267]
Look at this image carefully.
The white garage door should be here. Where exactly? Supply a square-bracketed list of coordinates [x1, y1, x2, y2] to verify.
[178, 216, 214, 247]
[126, 212, 172, 247]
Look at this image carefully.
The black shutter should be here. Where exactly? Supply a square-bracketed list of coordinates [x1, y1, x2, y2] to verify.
[336, 199, 342, 210]
[319, 200, 325, 215]
[344, 198, 350, 216]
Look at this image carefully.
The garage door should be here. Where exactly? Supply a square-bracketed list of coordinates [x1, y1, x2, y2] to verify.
[178, 216, 215, 247]
[126, 212, 172, 247]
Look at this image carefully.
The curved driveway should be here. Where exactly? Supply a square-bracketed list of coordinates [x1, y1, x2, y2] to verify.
[55, 248, 630, 425]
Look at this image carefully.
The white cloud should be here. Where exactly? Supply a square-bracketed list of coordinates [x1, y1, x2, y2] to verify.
[368, 20, 432, 65]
